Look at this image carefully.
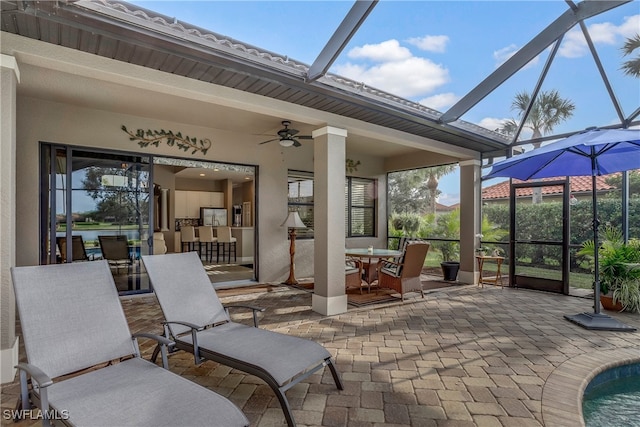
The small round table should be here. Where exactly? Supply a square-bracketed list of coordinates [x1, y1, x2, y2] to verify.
[345, 248, 402, 284]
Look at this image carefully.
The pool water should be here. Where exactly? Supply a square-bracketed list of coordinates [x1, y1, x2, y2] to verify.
[582, 363, 640, 427]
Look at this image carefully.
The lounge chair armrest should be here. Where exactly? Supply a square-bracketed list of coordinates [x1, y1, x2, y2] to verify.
[163, 320, 205, 332]
[224, 304, 266, 313]
[133, 332, 176, 369]
[224, 304, 265, 327]
[15, 363, 52, 388]
[133, 332, 175, 347]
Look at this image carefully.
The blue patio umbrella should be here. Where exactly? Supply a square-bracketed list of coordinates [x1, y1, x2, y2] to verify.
[484, 127, 640, 331]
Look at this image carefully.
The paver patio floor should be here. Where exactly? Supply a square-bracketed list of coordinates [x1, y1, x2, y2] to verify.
[2, 283, 639, 426]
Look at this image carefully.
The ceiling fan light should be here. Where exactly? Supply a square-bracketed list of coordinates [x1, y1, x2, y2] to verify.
[279, 138, 295, 147]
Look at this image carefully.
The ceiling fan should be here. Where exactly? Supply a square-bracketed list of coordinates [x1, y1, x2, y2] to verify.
[259, 120, 312, 147]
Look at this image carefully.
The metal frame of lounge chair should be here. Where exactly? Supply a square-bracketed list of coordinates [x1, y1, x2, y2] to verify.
[11, 261, 249, 427]
[142, 252, 344, 427]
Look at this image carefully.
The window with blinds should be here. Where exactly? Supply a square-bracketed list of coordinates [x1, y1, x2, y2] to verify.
[345, 177, 376, 237]
[287, 171, 376, 239]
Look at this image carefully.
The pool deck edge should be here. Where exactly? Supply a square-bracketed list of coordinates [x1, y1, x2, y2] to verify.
[541, 347, 640, 427]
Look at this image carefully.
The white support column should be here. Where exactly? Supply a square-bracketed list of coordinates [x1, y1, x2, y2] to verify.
[311, 126, 348, 316]
[160, 188, 170, 231]
[1, 55, 20, 384]
[458, 159, 482, 285]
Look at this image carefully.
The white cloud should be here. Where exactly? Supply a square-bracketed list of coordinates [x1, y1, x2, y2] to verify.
[493, 43, 540, 69]
[559, 14, 639, 58]
[618, 14, 640, 38]
[336, 46, 449, 98]
[418, 92, 459, 111]
[347, 39, 411, 62]
[407, 35, 449, 53]
[558, 29, 589, 58]
[436, 192, 460, 207]
[477, 117, 509, 133]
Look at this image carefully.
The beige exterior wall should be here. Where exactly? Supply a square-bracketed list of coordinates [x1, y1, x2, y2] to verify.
[13, 95, 311, 282]
[0, 55, 20, 383]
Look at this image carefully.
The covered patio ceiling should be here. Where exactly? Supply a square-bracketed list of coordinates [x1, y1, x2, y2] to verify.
[1, 0, 638, 159]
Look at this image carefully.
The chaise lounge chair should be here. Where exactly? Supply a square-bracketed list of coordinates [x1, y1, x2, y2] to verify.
[142, 252, 344, 427]
[11, 261, 249, 427]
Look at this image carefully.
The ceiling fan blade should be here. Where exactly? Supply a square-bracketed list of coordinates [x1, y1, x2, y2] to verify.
[297, 135, 313, 140]
[288, 128, 299, 136]
[259, 138, 278, 145]
[293, 139, 302, 147]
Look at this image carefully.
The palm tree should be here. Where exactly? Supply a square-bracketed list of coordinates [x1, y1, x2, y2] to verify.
[499, 89, 575, 203]
[621, 33, 640, 78]
[426, 164, 458, 215]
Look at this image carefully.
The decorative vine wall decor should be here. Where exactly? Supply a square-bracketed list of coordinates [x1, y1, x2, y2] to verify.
[346, 158, 361, 173]
[121, 125, 211, 155]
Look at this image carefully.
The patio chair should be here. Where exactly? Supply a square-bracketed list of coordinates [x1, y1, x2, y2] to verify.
[98, 235, 132, 274]
[56, 235, 90, 262]
[345, 257, 368, 294]
[11, 260, 249, 427]
[141, 252, 344, 427]
[373, 241, 430, 301]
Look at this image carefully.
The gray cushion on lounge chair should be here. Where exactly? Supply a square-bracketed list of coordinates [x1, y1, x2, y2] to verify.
[12, 261, 136, 379]
[12, 261, 249, 427]
[145, 254, 229, 336]
[47, 358, 246, 426]
[142, 252, 331, 386]
[179, 322, 331, 386]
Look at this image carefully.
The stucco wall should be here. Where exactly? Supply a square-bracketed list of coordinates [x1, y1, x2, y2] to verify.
[14, 96, 296, 281]
[14, 96, 388, 283]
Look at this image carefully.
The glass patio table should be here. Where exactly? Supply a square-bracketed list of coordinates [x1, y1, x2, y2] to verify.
[345, 248, 402, 284]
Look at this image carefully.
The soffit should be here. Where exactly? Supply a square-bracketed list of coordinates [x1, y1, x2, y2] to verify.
[0, 0, 510, 154]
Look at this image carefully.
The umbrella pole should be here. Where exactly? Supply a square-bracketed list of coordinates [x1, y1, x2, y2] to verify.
[564, 163, 635, 331]
[592, 174, 601, 315]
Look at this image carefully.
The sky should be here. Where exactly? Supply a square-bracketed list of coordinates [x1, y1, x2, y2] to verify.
[129, 0, 639, 206]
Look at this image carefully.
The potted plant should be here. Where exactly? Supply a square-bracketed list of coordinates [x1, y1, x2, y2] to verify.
[578, 226, 640, 312]
[431, 211, 460, 281]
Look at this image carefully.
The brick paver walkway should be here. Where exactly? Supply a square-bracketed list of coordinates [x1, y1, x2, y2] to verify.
[2, 283, 639, 426]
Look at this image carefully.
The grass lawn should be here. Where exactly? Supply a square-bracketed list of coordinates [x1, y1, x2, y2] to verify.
[424, 250, 593, 290]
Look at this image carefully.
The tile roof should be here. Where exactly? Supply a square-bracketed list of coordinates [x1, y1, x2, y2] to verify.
[482, 175, 618, 200]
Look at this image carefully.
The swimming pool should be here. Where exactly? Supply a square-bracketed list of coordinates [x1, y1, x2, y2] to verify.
[582, 362, 640, 427]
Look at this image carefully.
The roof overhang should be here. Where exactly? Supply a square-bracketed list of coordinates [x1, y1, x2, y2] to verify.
[1, 0, 511, 154]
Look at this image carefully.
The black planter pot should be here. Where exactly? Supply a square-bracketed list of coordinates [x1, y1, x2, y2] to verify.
[441, 261, 460, 281]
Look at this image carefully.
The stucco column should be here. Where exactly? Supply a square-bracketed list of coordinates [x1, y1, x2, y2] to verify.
[458, 159, 482, 285]
[311, 126, 348, 316]
[0, 55, 19, 383]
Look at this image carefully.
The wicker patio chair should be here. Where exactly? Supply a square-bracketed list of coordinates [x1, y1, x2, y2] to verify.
[373, 241, 430, 301]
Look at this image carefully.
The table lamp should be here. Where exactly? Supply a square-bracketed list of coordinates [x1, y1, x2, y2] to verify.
[281, 211, 307, 285]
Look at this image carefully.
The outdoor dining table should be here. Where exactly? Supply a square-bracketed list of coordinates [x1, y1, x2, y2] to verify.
[345, 248, 402, 284]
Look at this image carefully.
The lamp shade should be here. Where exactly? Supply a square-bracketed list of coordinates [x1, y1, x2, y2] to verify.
[281, 211, 306, 228]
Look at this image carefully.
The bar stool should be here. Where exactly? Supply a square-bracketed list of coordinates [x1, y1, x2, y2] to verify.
[198, 226, 217, 262]
[216, 226, 236, 263]
[181, 225, 199, 253]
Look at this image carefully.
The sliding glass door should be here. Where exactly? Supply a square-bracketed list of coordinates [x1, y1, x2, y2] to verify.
[41, 144, 153, 294]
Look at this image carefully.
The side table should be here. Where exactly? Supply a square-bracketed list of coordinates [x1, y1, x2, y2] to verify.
[476, 255, 505, 288]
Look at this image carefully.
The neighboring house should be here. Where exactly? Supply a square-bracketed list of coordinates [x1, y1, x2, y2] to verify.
[482, 176, 618, 205]
[436, 202, 458, 214]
